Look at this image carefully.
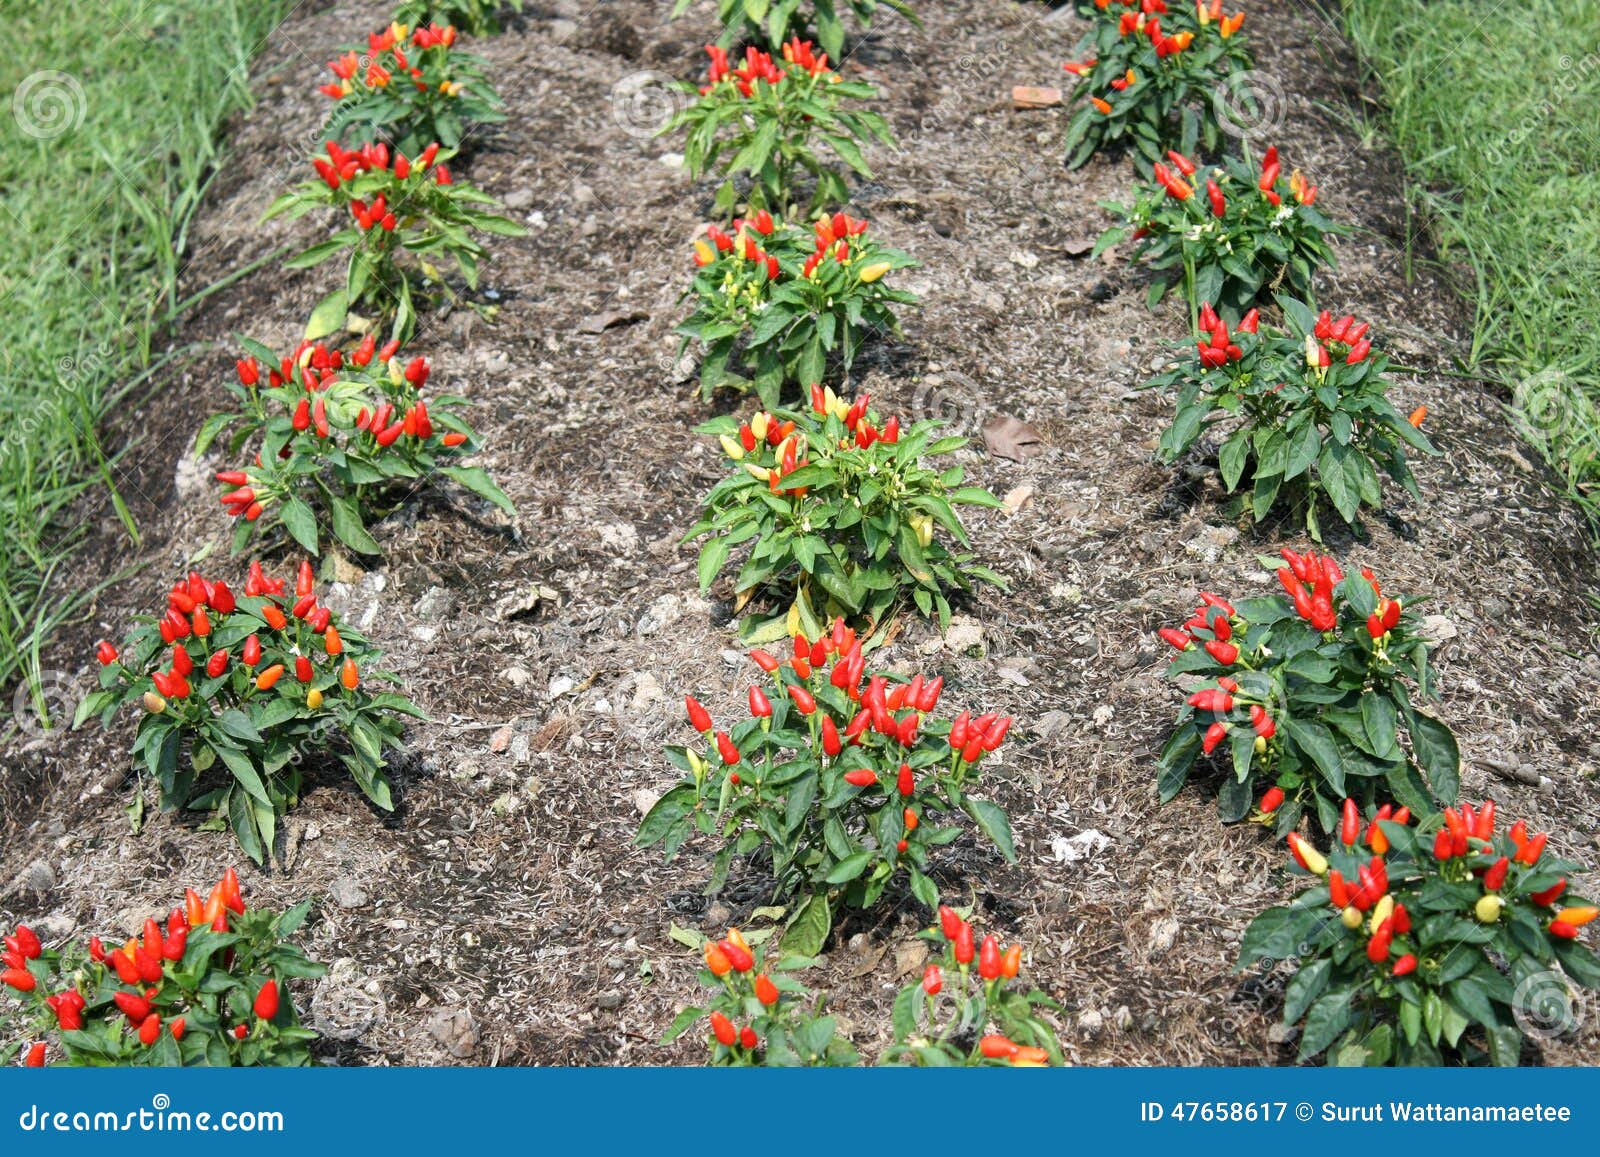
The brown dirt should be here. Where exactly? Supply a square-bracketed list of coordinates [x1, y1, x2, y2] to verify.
[4, 0, 1598, 1066]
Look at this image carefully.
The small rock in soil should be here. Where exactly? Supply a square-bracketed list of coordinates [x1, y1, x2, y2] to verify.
[489, 726, 513, 754]
[16, 859, 56, 895]
[1146, 917, 1180, 957]
[329, 877, 369, 910]
[427, 1008, 480, 1059]
[499, 666, 533, 688]
[597, 989, 624, 1011]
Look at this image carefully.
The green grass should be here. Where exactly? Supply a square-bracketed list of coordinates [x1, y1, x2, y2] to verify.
[0, 0, 296, 711]
[1336, 0, 1600, 518]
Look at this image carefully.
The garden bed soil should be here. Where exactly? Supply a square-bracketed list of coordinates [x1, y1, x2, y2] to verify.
[4, 0, 1599, 1066]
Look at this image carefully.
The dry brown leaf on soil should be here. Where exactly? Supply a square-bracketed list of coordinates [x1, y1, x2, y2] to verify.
[983, 414, 1044, 461]
[578, 309, 648, 334]
[1011, 85, 1063, 109]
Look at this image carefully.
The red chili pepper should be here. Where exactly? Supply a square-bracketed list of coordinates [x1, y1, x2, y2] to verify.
[754, 974, 779, 1006]
[979, 1035, 1018, 1059]
[1339, 799, 1360, 846]
[748, 686, 772, 718]
[896, 763, 914, 797]
[11, 927, 40, 959]
[739, 1025, 759, 1049]
[953, 921, 974, 965]
[820, 716, 842, 756]
[1392, 954, 1417, 977]
[1259, 786, 1284, 813]
[788, 686, 816, 715]
[254, 979, 280, 1020]
[114, 992, 152, 1023]
[709, 1012, 737, 1047]
[1202, 722, 1228, 755]
[1366, 929, 1391, 963]
[1549, 921, 1579, 940]
[1514, 832, 1547, 866]
[685, 696, 712, 733]
[1474, 799, 1496, 841]
[163, 925, 187, 962]
[1206, 179, 1225, 217]
[922, 964, 943, 995]
[139, 1013, 162, 1046]
[1483, 856, 1510, 891]
[715, 731, 739, 765]
[843, 769, 876, 788]
[2, 968, 36, 992]
[939, 906, 963, 940]
[1532, 879, 1567, 907]
[1327, 870, 1350, 909]
[978, 935, 1002, 980]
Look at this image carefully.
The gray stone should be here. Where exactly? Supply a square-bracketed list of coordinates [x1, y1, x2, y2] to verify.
[427, 1008, 480, 1058]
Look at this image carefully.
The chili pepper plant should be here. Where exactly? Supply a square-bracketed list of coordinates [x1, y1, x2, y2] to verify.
[638, 620, 1017, 955]
[670, 41, 894, 219]
[885, 905, 1063, 1066]
[319, 21, 504, 153]
[660, 926, 859, 1066]
[196, 335, 511, 557]
[1243, 802, 1600, 1066]
[1094, 145, 1340, 317]
[266, 140, 526, 339]
[1062, 0, 1252, 170]
[689, 389, 1003, 640]
[74, 562, 424, 863]
[2, 870, 324, 1067]
[1155, 550, 1460, 833]
[1143, 298, 1436, 537]
[392, 0, 524, 37]
[675, 0, 918, 63]
[678, 211, 917, 404]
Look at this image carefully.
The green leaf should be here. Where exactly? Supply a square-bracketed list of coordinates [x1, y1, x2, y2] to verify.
[1407, 709, 1460, 802]
[697, 537, 730, 592]
[1299, 991, 1353, 1060]
[329, 495, 381, 556]
[439, 465, 514, 513]
[824, 850, 873, 884]
[784, 892, 831, 956]
[304, 287, 349, 341]
[279, 496, 321, 555]
[1284, 717, 1347, 796]
[1283, 958, 1331, 1025]
[961, 796, 1016, 862]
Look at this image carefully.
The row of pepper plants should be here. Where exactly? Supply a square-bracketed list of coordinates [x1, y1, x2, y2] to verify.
[1065, 0, 1600, 1065]
[637, 0, 1078, 1066]
[5, 0, 530, 1066]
